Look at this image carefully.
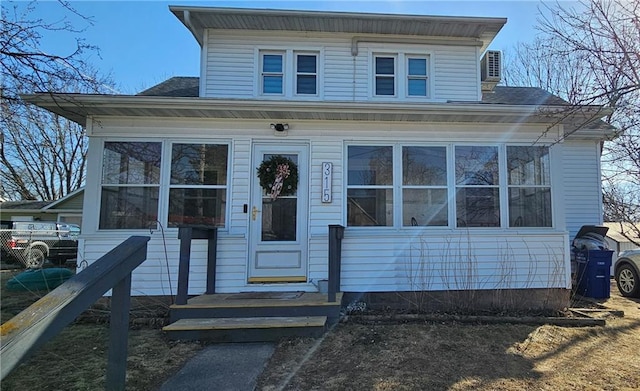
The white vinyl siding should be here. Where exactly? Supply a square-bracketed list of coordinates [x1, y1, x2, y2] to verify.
[338, 232, 569, 292]
[203, 31, 479, 102]
[562, 140, 603, 237]
[81, 118, 579, 295]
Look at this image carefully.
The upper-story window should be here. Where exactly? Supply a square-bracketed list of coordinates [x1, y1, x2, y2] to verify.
[374, 55, 396, 96]
[259, 50, 320, 97]
[372, 52, 431, 99]
[261, 52, 284, 95]
[296, 53, 318, 95]
[407, 57, 428, 97]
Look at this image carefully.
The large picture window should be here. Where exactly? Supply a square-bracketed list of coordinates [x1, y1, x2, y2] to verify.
[100, 142, 161, 229]
[507, 146, 551, 227]
[168, 143, 228, 227]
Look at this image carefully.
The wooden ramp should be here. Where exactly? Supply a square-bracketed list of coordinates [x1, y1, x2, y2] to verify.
[163, 292, 343, 342]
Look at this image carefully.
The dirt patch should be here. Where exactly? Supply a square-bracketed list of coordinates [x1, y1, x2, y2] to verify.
[257, 282, 640, 391]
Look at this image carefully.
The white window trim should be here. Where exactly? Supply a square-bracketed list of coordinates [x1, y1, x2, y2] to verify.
[373, 53, 397, 97]
[95, 139, 232, 232]
[165, 141, 231, 229]
[406, 55, 430, 98]
[255, 48, 323, 99]
[294, 51, 319, 97]
[344, 142, 555, 230]
[259, 50, 285, 96]
[368, 48, 435, 101]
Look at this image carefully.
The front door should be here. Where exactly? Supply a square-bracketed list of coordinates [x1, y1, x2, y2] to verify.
[248, 144, 308, 283]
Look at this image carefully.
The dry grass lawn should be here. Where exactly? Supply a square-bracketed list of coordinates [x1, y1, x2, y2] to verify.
[2, 263, 639, 391]
[257, 287, 640, 391]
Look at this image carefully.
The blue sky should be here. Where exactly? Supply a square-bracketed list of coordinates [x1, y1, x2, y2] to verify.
[21, 0, 572, 94]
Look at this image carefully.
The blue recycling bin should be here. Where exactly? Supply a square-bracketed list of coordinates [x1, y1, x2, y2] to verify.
[575, 250, 614, 299]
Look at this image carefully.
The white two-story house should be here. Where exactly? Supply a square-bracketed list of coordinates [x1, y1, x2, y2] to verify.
[25, 7, 613, 311]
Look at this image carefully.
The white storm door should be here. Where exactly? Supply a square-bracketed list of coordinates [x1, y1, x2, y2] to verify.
[248, 144, 309, 283]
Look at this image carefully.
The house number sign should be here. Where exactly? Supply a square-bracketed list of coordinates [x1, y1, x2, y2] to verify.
[322, 162, 332, 203]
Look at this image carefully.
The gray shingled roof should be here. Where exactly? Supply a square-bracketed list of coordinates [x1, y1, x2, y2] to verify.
[138, 77, 199, 97]
[137, 77, 570, 106]
[0, 200, 52, 210]
[482, 86, 569, 105]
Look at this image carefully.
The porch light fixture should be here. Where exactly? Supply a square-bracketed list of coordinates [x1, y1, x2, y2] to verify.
[270, 123, 289, 132]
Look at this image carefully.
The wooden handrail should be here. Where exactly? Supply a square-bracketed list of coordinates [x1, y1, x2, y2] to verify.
[0, 235, 150, 391]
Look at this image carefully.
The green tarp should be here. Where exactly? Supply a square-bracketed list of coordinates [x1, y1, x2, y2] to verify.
[6, 268, 74, 291]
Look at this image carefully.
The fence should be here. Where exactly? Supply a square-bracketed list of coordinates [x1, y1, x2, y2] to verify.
[0, 224, 79, 268]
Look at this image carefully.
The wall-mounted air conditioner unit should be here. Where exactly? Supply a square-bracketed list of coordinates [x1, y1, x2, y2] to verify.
[481, 50, 501, 82]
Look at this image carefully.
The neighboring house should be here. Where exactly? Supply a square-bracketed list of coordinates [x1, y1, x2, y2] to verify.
[0, 188, 84, 226]
[605, 222, 640, 275]
[23, 7, 614, 310]
[605, 222, 640, 254]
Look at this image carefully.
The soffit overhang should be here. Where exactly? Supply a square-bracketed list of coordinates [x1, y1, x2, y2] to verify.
[169, 6, 506, 51]
[21, 94, 614, 139]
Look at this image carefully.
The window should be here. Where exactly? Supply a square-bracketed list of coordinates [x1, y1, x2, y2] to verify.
[296, 54, 317, 95]
[99, 141, 230, 230]
[261, 52, 284, 94]
[258, 50, 320, 97]
[407, 57, 428, 96]
[347, 143, 552, 229]
[375, 56, 396, 96]
[507, 146, 551, 227]
[100, 142, 161, 229]
[168, 143, 228, 227]
[402, 146, 448, 226]
[455, 146, 500, 228]
[347, 146, 393, 226]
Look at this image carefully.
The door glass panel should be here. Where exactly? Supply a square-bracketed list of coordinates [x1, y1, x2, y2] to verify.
[262, 198, 297, 241]
[260, 153, 298, 241]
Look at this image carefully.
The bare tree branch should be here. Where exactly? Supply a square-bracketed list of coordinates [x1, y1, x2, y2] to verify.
[505, 0, 640, 238]
[0, 0, 114, 201]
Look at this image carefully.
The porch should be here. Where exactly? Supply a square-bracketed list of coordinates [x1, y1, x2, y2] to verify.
[162, 225, 345, 342]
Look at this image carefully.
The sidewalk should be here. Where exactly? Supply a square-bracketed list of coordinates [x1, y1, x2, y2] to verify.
[157, 343, 275, 391]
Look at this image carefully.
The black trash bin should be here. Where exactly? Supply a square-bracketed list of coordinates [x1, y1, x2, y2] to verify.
[572, 225, 614, 299]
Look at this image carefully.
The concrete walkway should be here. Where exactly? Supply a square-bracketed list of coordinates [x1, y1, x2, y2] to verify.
[157, 343, 275, 391]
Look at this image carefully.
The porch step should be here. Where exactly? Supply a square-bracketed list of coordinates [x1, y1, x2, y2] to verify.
[168, 292, 343, 323]
[163, 316, 327, 342]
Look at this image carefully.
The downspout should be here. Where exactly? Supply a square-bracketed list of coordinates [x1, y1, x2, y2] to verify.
[183, 10, 203, 46]
[352, 53, 356, 101]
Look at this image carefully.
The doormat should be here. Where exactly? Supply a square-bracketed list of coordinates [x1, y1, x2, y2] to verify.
[227, 291, 304, 300]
